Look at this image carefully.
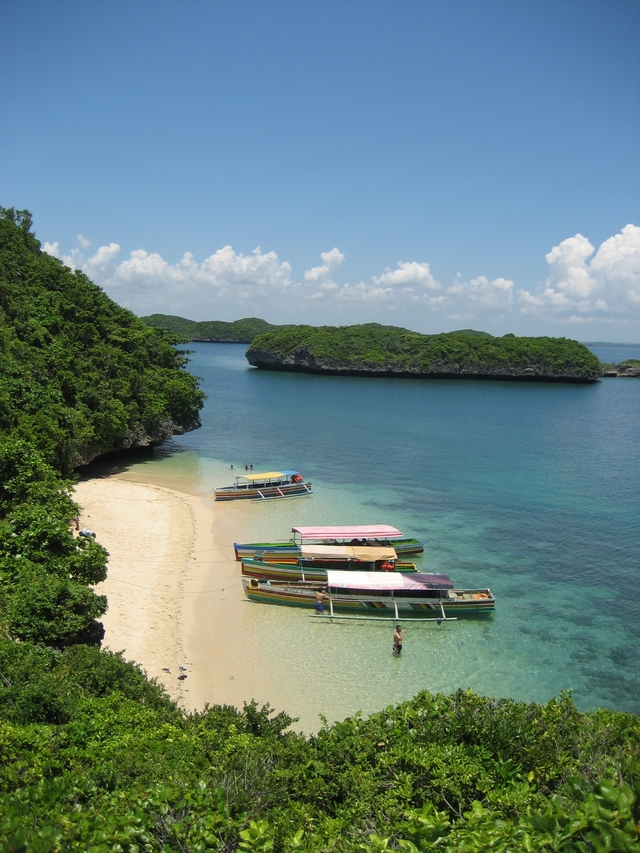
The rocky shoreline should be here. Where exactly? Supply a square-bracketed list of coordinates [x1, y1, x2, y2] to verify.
[246, 347, 600, 383]
[71, 414, 202, 467]
[601, 364, 640, 378]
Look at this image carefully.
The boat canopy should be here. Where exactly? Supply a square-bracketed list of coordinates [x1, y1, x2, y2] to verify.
[299, 545, 397, 562]
[292, 525, 403, 540]
[326, 570, 453, 591]
[238, 471, 285, 482]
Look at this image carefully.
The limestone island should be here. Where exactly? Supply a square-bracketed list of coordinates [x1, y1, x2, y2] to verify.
[246, 324, 601, 383]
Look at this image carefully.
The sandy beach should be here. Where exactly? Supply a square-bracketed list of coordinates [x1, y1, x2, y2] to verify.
[74, 476, 277, 712]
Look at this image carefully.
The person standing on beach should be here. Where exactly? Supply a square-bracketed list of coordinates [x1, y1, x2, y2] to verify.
[393, 625, 405, 654]
[315, 588, 329, 614]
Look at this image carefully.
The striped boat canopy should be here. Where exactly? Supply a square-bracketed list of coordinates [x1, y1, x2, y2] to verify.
[292, 525, 403, 539]
[326, 571, 453, 591]
[299, 545, 397, 562]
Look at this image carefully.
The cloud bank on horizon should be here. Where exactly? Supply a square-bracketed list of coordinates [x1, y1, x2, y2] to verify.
[43, 224, 640, 334]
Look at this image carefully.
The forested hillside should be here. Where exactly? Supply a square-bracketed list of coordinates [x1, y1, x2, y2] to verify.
[141, 314, 277, 342]
[0, 208, 637, 851]
[247, 324, 602, 382]
[0, 209, 204, 471]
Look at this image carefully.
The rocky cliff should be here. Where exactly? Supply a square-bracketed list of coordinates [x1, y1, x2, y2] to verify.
[246, 325, 602, 383]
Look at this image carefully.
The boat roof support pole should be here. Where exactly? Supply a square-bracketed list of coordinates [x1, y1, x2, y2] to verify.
[394, 599, 399, 621]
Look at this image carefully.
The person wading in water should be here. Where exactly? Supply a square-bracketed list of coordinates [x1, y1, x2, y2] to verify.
[393, 625, 405, 654]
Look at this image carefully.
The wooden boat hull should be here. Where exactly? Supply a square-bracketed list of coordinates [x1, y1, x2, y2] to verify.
[242, 577, 495, 617]
[241, 558, 418, 582]
[233, 537, 424, 560]
[215, 481, 312, 501]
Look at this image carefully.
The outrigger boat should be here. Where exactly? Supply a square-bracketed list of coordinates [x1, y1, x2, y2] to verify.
[234, 524, 424, 561]
[214, 471, 312, 501]
[243, 570, 495, 621]
[241, 544, 418, 582]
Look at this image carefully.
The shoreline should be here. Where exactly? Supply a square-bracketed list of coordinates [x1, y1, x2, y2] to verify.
[73, 476, 276, 713]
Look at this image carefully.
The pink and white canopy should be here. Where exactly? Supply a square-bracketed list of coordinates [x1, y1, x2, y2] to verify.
[292, 525, 403, 540]
[326, 571, 453, 591]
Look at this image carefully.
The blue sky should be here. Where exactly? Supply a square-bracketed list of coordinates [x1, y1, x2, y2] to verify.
[2, 1, 639, 339]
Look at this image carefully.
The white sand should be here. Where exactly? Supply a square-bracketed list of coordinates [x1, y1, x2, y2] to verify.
[73, 476, 276, 710]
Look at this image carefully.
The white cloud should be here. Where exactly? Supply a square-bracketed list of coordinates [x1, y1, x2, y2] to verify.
[447, 275, 514, 317]
[519, 224, 640, 319]
[303, 248, 344, 298]
[372, 260, 440, 291]
[52, 241, 297, 312]
[304, 247, 344, 282]
[44, 225, 639, 330]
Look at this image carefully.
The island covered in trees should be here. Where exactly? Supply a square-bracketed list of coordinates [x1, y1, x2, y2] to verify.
[141, 313, 277, 342]
[1, 208, 638, 850]
[247, 324, 602, 382]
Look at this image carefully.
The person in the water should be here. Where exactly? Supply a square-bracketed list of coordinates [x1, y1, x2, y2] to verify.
[393, 625, 405, 654]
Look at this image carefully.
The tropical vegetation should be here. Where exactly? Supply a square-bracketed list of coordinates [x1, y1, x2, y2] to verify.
[248, 324, 602, 380]
[0, 208, 637, 851]
[141, 314, 277, 342]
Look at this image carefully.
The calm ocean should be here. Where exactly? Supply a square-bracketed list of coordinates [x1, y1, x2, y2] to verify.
[106, 342, 640, 725]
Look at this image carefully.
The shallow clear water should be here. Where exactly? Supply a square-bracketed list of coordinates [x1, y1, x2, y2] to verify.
[94, 343, 640, 724]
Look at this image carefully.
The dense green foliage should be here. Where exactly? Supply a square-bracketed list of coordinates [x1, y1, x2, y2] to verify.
[0, 208, 636, 851]
[0, 208, 205, 472]
[0, 205, 203, 672]
[1, 675, 638, 851]
[0, 437, 109, 647]
[141, 314, 277, 342]
[248, 324, 602, 379]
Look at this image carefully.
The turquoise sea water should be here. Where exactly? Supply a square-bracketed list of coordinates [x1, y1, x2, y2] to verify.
[93, 343, 640, 724]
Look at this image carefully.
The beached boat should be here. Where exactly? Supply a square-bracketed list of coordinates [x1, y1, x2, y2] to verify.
[214, 470, 312, 501]
[242, 569, 495, 620]
[241, 544, 417, 582]
[234, 524, 424, 560]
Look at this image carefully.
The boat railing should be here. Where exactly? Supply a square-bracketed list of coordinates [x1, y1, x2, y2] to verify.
[324, 592, 457, 623]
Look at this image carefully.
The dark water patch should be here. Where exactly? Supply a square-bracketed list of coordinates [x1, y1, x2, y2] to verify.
[563, 613, 596, 628]
[609, 646, 635, 668]
[570, 647, 598, 664]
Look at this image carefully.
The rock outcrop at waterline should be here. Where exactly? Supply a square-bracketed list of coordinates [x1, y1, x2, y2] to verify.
[71, 415, 202, 468]
[246, 325, 602, 383]
[601, 363, 640, 378]
[246, 348, 596, 382]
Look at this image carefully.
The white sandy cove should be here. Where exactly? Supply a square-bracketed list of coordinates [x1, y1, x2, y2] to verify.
[73, 476, 277, 713]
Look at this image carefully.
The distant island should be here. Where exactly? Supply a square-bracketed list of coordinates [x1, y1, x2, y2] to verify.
[140, 313, 277, 342]
[247, 324, 602, 382]
[583, 340, 640, 348]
